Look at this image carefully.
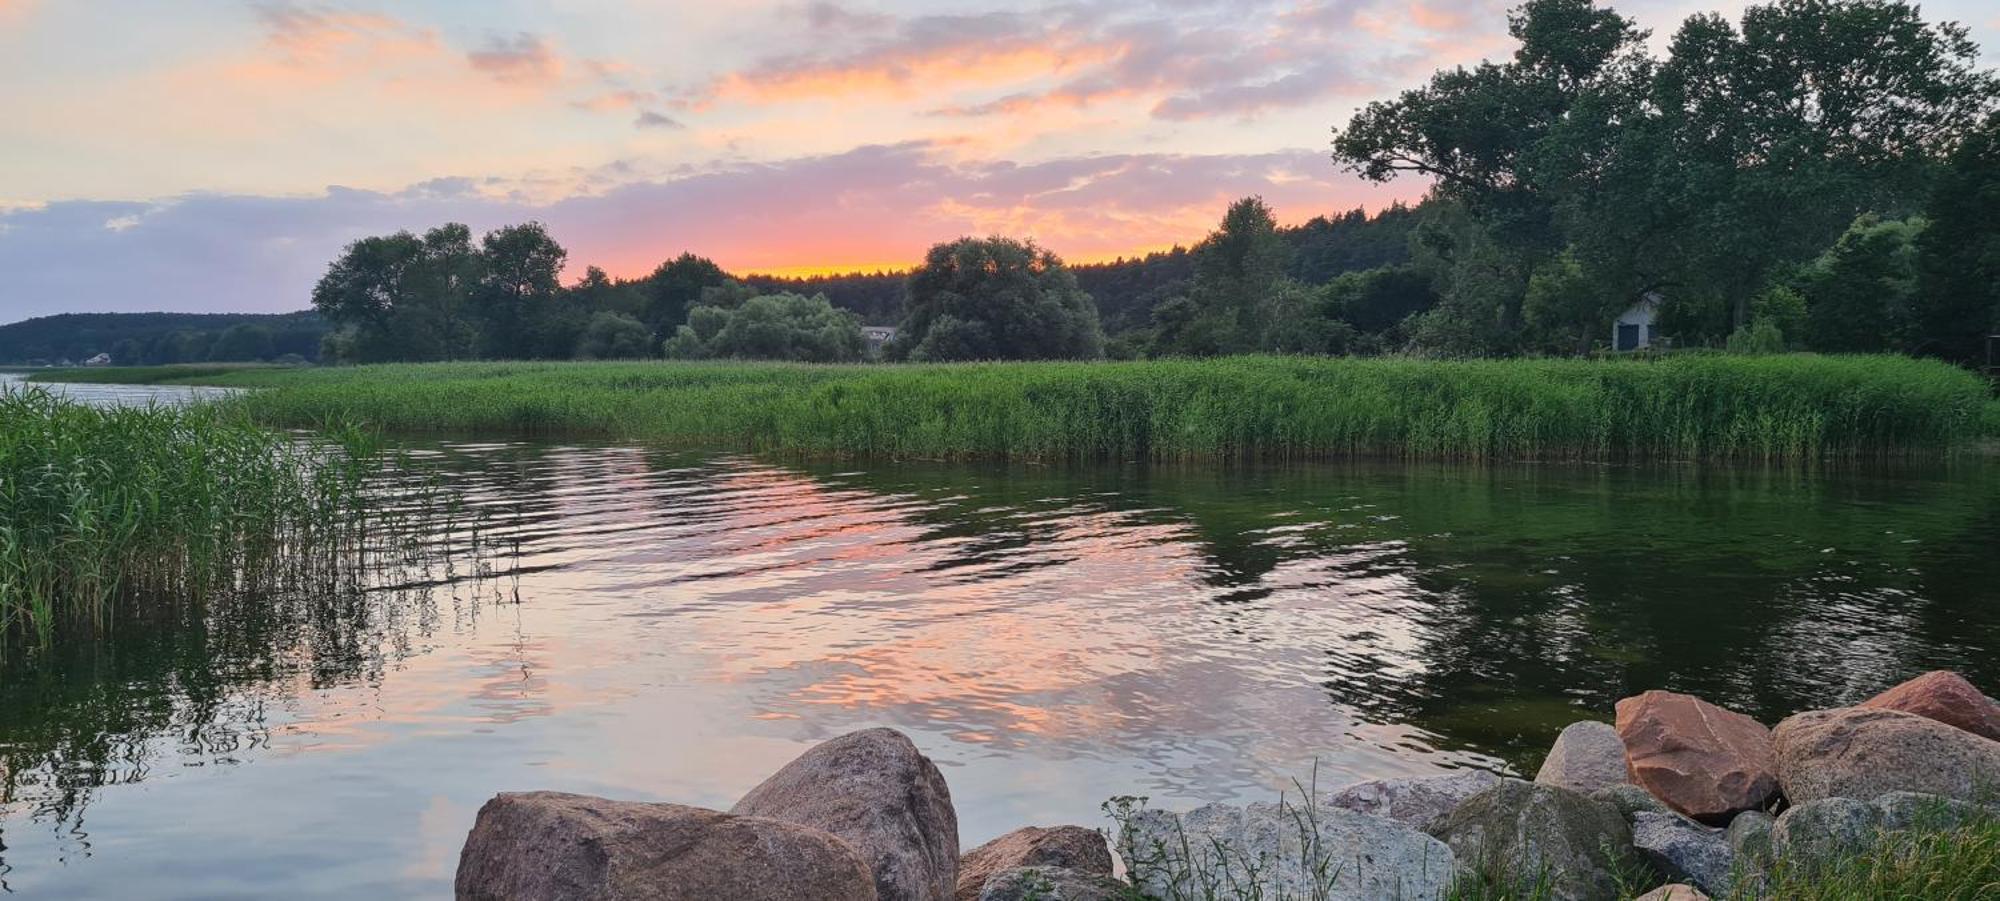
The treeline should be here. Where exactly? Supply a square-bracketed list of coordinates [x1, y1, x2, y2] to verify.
[0, 312, 329, 366]
[308, 201, 1425, 365]
[307, 0, 1995, 368]
[738, 203, 1424, 332]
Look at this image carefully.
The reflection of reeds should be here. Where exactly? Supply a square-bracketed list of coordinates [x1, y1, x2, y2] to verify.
[84, 354, 1988, 462]
[0, 389, 476, 649]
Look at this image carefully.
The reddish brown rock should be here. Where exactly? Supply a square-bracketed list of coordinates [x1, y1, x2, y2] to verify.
[1861, 671, 2000, 741]
[955, 826, 1113, 901]
[1773, 706, 2000, 804]
[454, 792, 877, 901]
[734, 728, 958, 901]
[1615, 691, 1777, 825]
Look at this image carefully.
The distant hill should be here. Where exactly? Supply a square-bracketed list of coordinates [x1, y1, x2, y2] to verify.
[745, 203, 1423, 331]
[0, 311, 331, 365]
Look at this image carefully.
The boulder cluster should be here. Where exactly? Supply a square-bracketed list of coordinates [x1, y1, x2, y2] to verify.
[453, 671, 2000, 900]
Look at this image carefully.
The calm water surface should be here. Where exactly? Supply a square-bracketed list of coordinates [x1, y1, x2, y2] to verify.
[0, 372, 238, 406]
[2, 378, 1997, 898]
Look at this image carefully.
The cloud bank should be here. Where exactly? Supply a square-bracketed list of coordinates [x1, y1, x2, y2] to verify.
[0, 143, 1410, 321]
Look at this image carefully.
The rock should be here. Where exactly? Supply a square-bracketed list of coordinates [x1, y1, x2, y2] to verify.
[1591, 784, 1670, 821]
[1633, 885, 1709, 901]
[1424, 781, 1633, 901]
[1725, 810, 1775, 868]
[956, 827, 1111, 901]
[1861, 670, 2000, 741]
[1772, 706, 2000, 804]
[1872, 791, 1990, 832]
[1321, 769, 1504, 829]
[733, 728, 957, 901]
[1119, 800, 1454, 900]
[1615, 691, 1778, 825]
[1631, 811, 1733, 896]
[1772, 798, 1882, 863]
[1536, 721, 1633, 795]
[454, 791, 876, 901]
[975, 867, 1125, 901]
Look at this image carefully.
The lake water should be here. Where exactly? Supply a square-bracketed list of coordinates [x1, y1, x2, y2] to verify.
[0, 372, 238, 407]
[2, 378, 1997, 898]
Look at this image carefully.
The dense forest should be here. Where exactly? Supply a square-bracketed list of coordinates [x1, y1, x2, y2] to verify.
[0, 312, 329, 366]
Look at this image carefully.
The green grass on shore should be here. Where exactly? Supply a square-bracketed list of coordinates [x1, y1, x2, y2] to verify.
[37, 354, 1990, 462]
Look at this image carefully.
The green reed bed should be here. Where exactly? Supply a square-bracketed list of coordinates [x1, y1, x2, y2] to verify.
[0, 389, 458, 648]
[42, 354, 1988, 462]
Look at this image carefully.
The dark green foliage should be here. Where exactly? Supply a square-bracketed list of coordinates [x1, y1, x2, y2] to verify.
[1150, 197, 1305, 357]
[573, 311, 653, 360]
[475, 222, 567, 359]
[1914, 113, 2000, 365]
[1799, 215, 1926, 352]
[1336, 0, 1997, 355]
[1324, 264, 1440, 337]
[891, 237, 1104, 361]
[311, 224, 483, 362]
[664, 292, 865, 362]
[0, 312, 329, 365]
[642, 253, 730, 337]
[743, 270, 908, 325]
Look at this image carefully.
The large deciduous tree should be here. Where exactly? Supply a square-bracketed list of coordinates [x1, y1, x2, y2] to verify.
[312, 224, 481, 362]
[643, 253, 730, 339]
[890, 238, 1103, 362]
[475, 222, 567, 359]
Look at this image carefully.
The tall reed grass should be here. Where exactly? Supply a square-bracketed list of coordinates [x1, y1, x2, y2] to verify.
[0, 388, 459, 648]
[43, 354, 1989, 462]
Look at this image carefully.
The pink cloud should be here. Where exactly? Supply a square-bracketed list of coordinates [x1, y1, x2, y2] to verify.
[466, 32, 563, 85]
[0, 142, 1423, 319]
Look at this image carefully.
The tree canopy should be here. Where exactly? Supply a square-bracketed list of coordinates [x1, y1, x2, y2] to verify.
[889, 238, 1104, 362]
[664, 292, 866, 362]
[1334, 0, 1996, 355]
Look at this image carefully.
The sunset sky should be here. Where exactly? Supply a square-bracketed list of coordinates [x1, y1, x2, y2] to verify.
[2, 0, 1995, 321]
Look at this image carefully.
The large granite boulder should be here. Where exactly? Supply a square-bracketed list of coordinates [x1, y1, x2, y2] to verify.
[734, 728, 957, 901]
[1615, 691, 1777, 825]
[1630, 811, 1733, 897]
[1322, 769, 1503, 829]
[1537, 721, 1633, 795]
[975, 867, 1125, 901]
[956, 826, 1111, 901]
[1772, 706, 2000, 804]
[1771, 797, 1882, 863]
[1119, 800, 1455, 900]
[1861, 671, 2000, 741]
[1424, 781, 1633, 901]
[454, 792, 877, 901]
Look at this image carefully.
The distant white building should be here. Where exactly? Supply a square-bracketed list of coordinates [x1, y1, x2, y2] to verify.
[861, 326, 898, 357]
[84, 353, 112, 367]
[1612, 294, 1664, 352]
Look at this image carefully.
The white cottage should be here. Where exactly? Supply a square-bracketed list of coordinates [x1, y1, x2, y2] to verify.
[1612, 294, 1663, 352]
